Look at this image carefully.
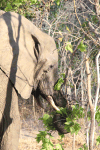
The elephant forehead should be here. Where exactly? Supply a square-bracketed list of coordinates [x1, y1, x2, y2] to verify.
[40, 45, 58, 63]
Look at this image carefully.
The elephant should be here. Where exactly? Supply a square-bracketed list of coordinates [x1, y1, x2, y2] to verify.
[0, 11, 67, 150]
[0, 10, 5, 16]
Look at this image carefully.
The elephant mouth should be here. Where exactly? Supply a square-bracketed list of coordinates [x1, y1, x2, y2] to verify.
[32, 88, 69, 134]
[32, 87, 60, 111]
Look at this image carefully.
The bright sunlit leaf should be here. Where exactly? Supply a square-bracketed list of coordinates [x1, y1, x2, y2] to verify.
[58, 37, 63, 42]
[78, 40, 87, 52]
[65, 42, 73, 53]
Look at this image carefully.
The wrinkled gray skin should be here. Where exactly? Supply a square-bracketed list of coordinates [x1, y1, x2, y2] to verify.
[0, 12, 66, 150]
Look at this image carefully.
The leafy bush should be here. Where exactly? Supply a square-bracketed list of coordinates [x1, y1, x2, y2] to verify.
[36, 105, 84, 150]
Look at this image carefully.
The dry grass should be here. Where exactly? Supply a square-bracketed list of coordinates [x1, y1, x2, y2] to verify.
[18, 130, 86, 150]
[19, 138, 42, 150]
[19, 129, 100, 150]
[19, 126, 86, 150]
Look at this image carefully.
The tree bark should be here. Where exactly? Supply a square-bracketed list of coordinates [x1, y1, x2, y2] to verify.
[85, 56, 94, 150]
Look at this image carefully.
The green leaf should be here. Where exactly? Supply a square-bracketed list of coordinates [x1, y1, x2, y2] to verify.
[55, 0, 61, 5]
[96, 136, 100, 146]
[36, 131, 47, 143]
[95, 108, 100, 123]
[65, 42, 73, 53]
[5, 2, 12, 11]
[70, 127, 75, 134]
[78, 40, 87, 52]
[83, 144, 88, 150]
[59, 133, 65, 139]
[40, 114, 55, 131]
[92, 15, 98, 24]
[30, 0, 38, 4]
[54, 78, 64, 90]
[43, 114, 50, 120]
[60, 73, 65, 78]
[56, 143, 64, 150]
[13, 2, 22, 7]
[74, 123, 81, 135]
[66, 26, 70, 32]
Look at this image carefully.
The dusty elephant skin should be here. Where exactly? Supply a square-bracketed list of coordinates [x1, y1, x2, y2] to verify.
[0, 10, 5, 16]
[0, 11, 67, 150]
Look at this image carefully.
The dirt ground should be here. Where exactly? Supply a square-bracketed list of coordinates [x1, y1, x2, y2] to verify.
[19, 129, 84, 150]
[18, 127, 100, 150]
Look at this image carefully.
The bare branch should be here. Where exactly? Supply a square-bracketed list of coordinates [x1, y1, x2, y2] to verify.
[94, 0, 100, 23]
[94, 51, 100, 111]
[73, 0, 100, 46]
[85, 56, 93, 109]
[88, 22, 100, 35]
[88, 0, 97, 5]
[85, 55, 95, 150]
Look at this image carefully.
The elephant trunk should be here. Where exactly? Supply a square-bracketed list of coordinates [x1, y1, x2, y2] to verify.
[47, 95, 68, 134]
[46, 96, 60, 111]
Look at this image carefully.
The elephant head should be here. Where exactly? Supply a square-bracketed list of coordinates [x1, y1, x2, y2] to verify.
[0, 12, 67, 135]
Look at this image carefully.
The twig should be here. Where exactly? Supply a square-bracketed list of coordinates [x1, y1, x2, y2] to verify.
[88, 22, 100, 35]
[73, 0, 100, 46]
[94, 0, 100, 23]
[88, 0, 97, 5]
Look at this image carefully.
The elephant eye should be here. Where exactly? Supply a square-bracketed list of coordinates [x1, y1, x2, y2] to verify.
[43, 65, 54, 73]
[43, 70, 48, 73]
[50, 65, 53, 69]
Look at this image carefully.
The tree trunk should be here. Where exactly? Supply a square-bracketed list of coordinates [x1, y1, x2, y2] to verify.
[85, 56, 94, 150]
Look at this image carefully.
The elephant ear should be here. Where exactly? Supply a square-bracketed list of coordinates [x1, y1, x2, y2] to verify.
[0, 12, 44, 99]
[0, 10, 5, 16]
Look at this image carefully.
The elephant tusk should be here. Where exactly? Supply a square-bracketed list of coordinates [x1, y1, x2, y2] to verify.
[46, 96, 60, 111]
